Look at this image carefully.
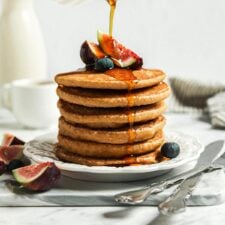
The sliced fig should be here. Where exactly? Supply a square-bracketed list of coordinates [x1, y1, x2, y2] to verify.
[1, 133, 25, 146]
[1, 134, 14, 146]
[13, 162, 61, 191]
[97, 31, 143, 68]
[10, 137, 25, 146]
[80, 41, 106, 65]
[0, 161, 6, 175]
[0, 145, 23, 164]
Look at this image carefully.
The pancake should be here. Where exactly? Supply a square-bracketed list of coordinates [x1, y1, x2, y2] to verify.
[56, 82, 170, 108]
[55, 146, 167, 166]
[59, 116, 166, 144]
[57, 130, 164, 159]
[58, 100, 166, 128]
[55, 69, 165, 90]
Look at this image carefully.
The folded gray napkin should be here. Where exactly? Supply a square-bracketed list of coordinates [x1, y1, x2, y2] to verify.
[167, 77, 225, 128]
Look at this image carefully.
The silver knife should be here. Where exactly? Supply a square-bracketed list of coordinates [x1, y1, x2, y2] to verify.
[159, 141, 225, 215]
[115, 140, 225, 204]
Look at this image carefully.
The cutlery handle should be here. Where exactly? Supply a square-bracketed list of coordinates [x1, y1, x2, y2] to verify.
[114, 166, 209, 205]
[158, 174, 201, 215]
[114, 180, 178, 204]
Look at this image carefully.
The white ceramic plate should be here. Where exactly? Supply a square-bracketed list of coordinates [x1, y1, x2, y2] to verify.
[24, 131, 203, 182]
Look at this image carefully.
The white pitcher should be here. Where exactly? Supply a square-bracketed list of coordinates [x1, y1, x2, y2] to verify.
[0, 0, 47, 85]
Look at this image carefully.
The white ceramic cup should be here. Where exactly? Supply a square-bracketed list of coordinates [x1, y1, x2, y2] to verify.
[0, 79, 59, 128]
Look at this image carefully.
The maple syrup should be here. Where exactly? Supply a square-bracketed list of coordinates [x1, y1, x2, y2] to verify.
[105, 69, 137, 145]
[105, 1, 139, 162]
[107, 0, 117, 36]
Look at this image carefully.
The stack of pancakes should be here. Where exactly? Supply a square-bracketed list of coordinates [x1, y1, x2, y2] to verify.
[55, 68, 170, 166]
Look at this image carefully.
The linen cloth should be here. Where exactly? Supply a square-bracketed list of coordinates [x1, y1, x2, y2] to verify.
[168, 77, 225, 128]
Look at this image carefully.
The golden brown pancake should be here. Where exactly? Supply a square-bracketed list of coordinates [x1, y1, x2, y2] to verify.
[55, 69, 165, 90]
[55, 66, 170, 167]
[57, 130, 164, 159]
[56, 82, 170, 108]
[59, 116, 166, 144]
[55, 146, 167, 166]
[58, 100, 166, 128]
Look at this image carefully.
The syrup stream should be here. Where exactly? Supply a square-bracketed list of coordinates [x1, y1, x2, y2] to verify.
[107, 0, 116, 36]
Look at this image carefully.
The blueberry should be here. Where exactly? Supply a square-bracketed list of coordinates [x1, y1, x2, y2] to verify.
[0, 161, 6, 175]
[161, 142, 180, 159]
[94, 58, 114, 72]
[7, 160, 25, 172]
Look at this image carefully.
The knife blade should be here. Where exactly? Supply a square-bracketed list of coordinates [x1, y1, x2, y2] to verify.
[114, 140, 225, 204]
[158, 140, 225, 215]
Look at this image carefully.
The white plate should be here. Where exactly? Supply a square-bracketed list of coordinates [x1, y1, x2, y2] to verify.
[23, 131, 203, 182]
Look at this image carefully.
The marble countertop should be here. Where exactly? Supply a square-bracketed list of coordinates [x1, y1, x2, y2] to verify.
[0, 109, 225, 225]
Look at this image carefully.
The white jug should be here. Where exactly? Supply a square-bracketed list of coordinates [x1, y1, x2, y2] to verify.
[0, 0, 47, 85]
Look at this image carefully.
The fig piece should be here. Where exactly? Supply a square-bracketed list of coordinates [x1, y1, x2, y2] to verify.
[13, 162, 61, 191]
[97, 31, 143, 68]
[0, 161, 6, 175]
[80, 41, 106, 65]
[1, 134, 14, 146]
[1, 133, 25, 146]
[0, 145, 24, 164]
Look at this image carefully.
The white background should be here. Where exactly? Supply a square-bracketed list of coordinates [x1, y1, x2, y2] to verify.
[23, 0, 225, 81]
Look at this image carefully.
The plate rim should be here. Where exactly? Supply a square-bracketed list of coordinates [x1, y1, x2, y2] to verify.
[23, 130, 203, 174]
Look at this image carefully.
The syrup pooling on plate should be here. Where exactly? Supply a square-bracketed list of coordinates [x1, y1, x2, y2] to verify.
[105, 68, 137, 146]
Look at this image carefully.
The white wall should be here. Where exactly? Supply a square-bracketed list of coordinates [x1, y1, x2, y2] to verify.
[24, 0, 225, 81]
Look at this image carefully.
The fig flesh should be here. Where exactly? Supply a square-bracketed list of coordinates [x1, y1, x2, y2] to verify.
[0, 145, 23, 164]
[97, 31, 143, 68]
[13, 162, 61, 191]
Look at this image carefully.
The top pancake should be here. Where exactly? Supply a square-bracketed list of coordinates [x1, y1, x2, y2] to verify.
[55, 69, 165, 90]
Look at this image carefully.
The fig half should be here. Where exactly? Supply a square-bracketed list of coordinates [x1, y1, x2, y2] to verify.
[80, 41, 106, 65]
[97, 31, 143, 68]
[1, 133, 25, 146]
[0, 145, 23, 164]
[13, 162, 61, 191]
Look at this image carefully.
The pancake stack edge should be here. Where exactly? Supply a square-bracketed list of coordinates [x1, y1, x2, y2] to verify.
[55, 68, 170, 166]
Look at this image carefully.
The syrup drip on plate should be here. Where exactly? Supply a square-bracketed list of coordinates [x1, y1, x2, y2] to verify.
[105, 69, 137, 152]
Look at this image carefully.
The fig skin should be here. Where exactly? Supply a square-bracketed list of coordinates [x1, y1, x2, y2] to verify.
[0, 161, 6, 175]
[129, 58, 143, 70]
[10, 137, 25, 146]
[23, 164, 61, 191]
[80, 41, 105, 65]
[1, 134, 25, 146]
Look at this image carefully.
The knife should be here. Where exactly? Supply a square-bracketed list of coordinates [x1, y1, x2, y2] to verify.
[114, 140, 225, 204]
[158, 141, 225, 215]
